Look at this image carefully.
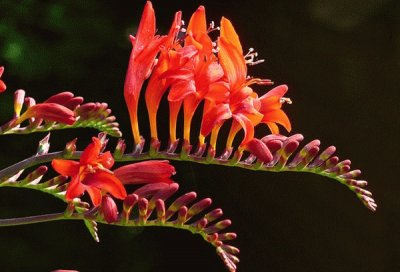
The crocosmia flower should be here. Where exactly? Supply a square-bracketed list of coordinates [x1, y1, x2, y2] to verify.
[124, 1, 167, 145]
[52, 137, 127, 206]
[114, 160, 176, 185]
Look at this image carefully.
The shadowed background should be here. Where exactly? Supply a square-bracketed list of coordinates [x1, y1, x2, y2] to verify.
[0, 0, 398, 271]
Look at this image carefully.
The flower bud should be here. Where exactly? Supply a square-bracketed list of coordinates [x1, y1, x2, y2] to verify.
[101, 195, 119, 223]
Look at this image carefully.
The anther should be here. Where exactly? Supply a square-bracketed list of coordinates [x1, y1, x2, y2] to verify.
[280, 97, 292, 104]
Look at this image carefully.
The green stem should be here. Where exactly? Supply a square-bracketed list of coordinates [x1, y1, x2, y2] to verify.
[0, 150, 343, 184]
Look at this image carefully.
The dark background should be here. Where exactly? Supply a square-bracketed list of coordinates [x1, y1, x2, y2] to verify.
[0, 0, 399, 271]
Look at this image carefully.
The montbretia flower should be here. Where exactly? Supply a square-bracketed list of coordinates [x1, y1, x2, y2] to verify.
[199, 18, 291, 161]
[114, 160, 176, 185]
[145, 10, 184, 141]
[257, 84, 292, 134]
[52, 137, 127, 206]
[124, 1, 168, 145]
[0, 66, 6, 93]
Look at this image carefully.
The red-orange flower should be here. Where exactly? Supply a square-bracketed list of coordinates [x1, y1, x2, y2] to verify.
[200, 17, 291, 157]
[114, 160, 176, 185]
[52, 137, 127, 206]
[124, 1, 168, 145]
[0, 66, 6, 93]
[257, 84, 292, 134]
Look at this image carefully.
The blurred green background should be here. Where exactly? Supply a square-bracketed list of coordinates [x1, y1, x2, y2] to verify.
[0, 0, 399, 271]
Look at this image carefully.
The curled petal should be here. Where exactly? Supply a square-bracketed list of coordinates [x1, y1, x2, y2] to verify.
[232, 113, 255, 146]
[201, 104, 232, 137]
[262, 109, 292, 133]
[83, 171, 127, 200]
[114, 160, 176, 185]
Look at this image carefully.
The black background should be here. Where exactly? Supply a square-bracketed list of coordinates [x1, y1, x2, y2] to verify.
[0, 0, 398, 271]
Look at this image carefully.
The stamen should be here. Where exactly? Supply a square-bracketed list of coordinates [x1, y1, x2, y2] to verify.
[244, 47, 265, 66]
[181, 20, 185, 26]
[280, 97, 292, 104]
[180, 27, 187, 33]
[208, 21, 221, 33]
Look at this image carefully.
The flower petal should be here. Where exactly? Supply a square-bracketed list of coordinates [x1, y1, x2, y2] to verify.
[51, 159, 80, 176]
[80, 137, 102, 165]
[200, 104, 232, 137]
[133, 1, 156, 55]
[220, 17, 243, 54]
[83, 172, 127, 200]
[186, 6, 207, 38]
[97, 151, 115, 169]
[65, 176, 85, 201]
[168, 80, 196, 101]
[218, 37, 247, 89]
[86, 186, 102, 207]
[262, 109, 292, 132]
[232, 113, 255, 146]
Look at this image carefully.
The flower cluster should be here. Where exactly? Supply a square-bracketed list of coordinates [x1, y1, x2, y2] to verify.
[124, 2, 292, 162]
[52, 137, 176, 223]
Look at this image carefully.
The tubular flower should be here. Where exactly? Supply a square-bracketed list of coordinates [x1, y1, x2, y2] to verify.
[257, 84, 292, 134]
[126, 2, 291, 161]
[124, 1, 168, 145]
[52, 137, 127, 206]
[0, 66, 6, 93]
[114, 160, 176, 185]
[200, 18, 265, 149]
[145, 11, 184, 141]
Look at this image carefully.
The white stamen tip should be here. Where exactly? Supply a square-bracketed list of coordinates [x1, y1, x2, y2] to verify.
[280, 97, 292, 104]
